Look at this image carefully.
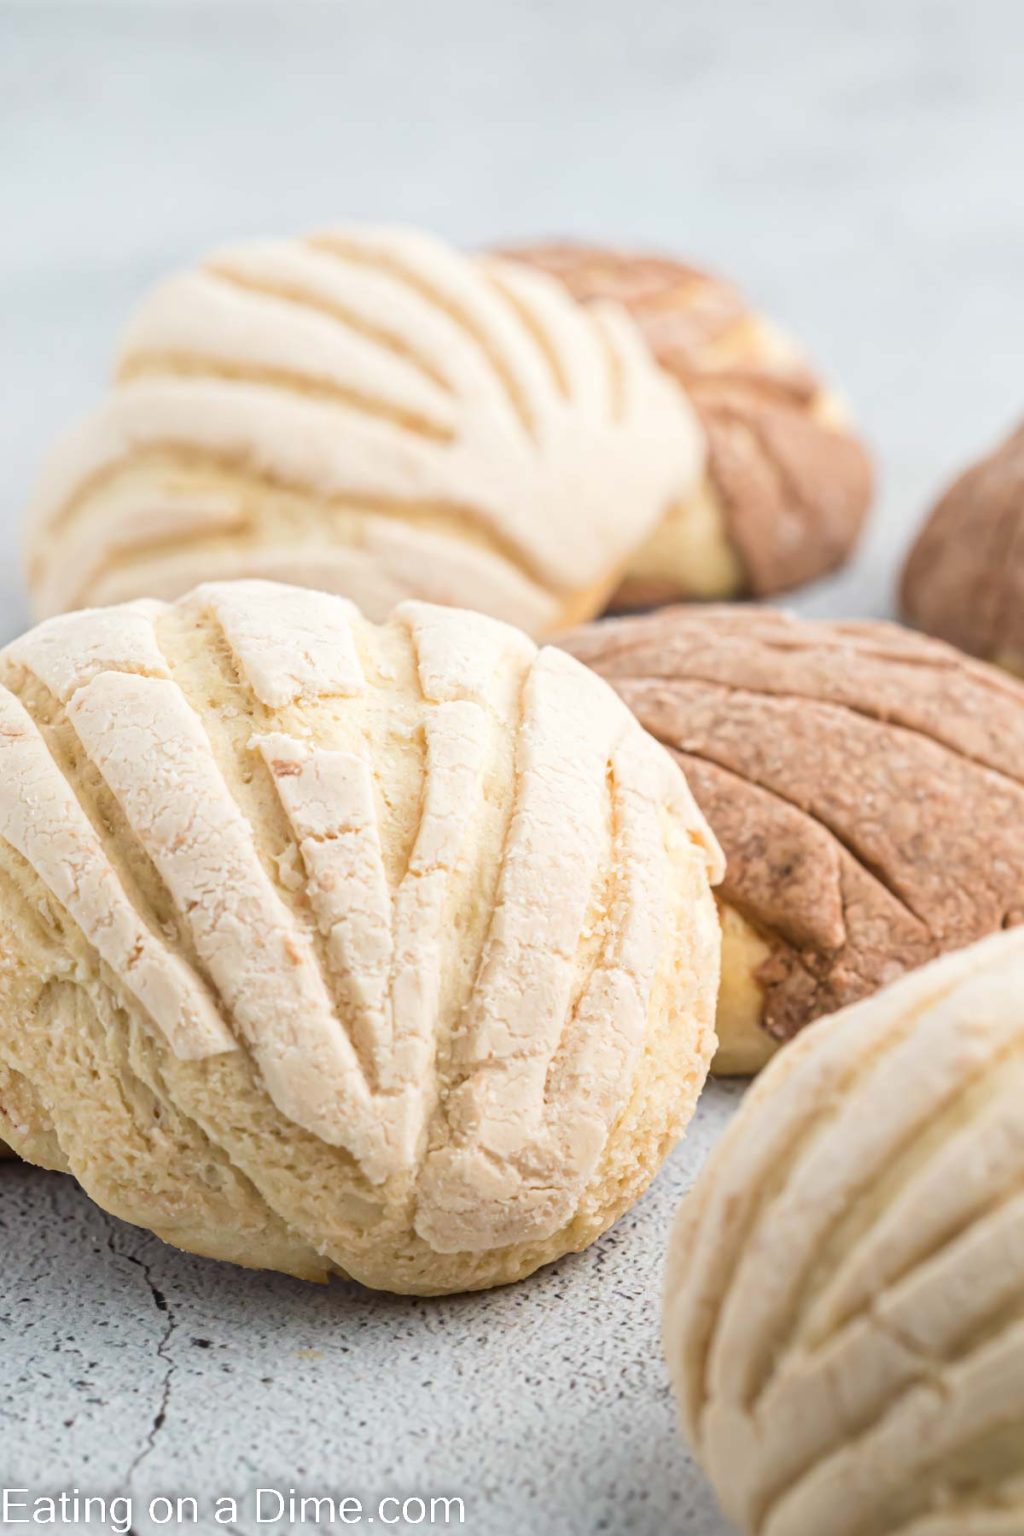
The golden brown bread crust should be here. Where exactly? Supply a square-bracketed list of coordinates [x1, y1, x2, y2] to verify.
[506, 243, 873, 597]
[561, 606, 1024, 1052]
[902, 421, 1024, 669]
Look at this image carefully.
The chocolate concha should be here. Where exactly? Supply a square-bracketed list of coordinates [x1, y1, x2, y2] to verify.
[902, 420, 1024, 674]
[509, 242, 873, 602]
[562, 605, 1024, 1072]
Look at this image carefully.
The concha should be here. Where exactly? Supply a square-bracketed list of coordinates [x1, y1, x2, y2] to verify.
[665, 928, 1024, 1536]
[0, 581, 722, 1293]
[24, 227, 703, 639]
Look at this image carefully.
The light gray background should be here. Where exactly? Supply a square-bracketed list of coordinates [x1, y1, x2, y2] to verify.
[1, 2, 1022, 1532]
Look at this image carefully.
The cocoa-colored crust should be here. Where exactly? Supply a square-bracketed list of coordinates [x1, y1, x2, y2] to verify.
[506, 243, 873, 596]
[561, 607, 1024, 1045]
[902, 422, 1024, 666]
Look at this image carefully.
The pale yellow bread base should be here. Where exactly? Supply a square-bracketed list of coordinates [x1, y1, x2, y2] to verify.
[712, 902, 776, 1076]
[995, 649, 1024, 678]
[615, 481, 744, 605]
[616, 379, 857, 606]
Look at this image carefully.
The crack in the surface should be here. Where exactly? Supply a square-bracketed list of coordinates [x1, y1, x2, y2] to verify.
[191, 600, 387, 1094]
[591, 647, 1024, 791]
[673, 743, 932, 934]
[100, 1213, 176, 1489]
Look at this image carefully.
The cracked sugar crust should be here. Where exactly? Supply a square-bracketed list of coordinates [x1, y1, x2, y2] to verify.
[663, 929, 1024, 1536]
[902, 420, 1024, 672]
[560, 606, 1024, 1058]
[507, 242, 873, 599]
[23, 227, 704, 639]
[0, 581, 723, 1294]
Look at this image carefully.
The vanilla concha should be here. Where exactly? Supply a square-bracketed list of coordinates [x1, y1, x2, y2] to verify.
[0, 581, 723, 1293]
[664, 928, 1024, 1536]
[24, 227, 704, 638]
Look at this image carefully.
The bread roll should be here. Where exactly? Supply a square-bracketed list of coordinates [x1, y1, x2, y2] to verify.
[0, 581, 723, 1293]
[24, 228, 703, 638]
[562, 606, 1024, 1072]
[664, 929, 1024, 1536]
[508, 243, 872, 602]
[902, 421, 1024, 673]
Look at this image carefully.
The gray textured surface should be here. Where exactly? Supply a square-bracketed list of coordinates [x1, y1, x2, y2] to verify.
[1, 1, 1022, 1532]
[0, 1082, 745, 1536]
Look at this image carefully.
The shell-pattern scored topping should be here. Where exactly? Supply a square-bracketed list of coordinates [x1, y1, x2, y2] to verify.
[561, 605, 1024, 1063]
[24, 228, 705, 637]
[0, 581, 722, 1292]
[664, 928, 1024, 1536]
[506, 242, 872, 600]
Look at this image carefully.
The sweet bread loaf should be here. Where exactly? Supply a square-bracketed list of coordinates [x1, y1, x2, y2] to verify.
[664, 928, 1024, 1536]
[0, 581, 723, 1293]
[24, 228, 703, 638]
[902, 420, 1024, 672]
[562, 606, 1024, 1071]
[511, 243, 872, 602]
